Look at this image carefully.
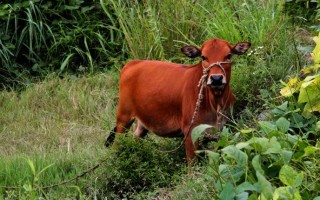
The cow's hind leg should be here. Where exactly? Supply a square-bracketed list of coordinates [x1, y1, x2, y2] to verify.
[105, 115, 134, 147]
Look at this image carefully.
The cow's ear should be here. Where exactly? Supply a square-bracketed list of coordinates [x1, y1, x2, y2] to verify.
[181, 45, 201, 58]
[232, 42, 251, 55]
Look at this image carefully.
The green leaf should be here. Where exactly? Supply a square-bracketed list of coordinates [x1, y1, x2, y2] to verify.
[311, 33, 320, 64]
[259, 121, 277, 134]
[60, 53, 75, 72]
[279, 165, 304, 187]
[265, 137, 282, 154]
[191, 124, 213, 144]
[313, 197, 320, 200]
[280, 77, 301, 97]
[249, 137, 281, 154]
[316, 121, 320, 132]
[281, 150, 293, 164]
[81, 6, 95, 13]
[297, 75, 320, 117]
[256, 171, 273, 200]
[273, 186, 302, 200]
[203, 150, 220, 166]
[240, 128, 256, 134]
[303, 146, 319, 157]
[252, 155, 264, 175]
[236, 141, 252, 150]
[219, 182, 236, 200]
[222, 145, 247, 167]
[276, 117, 290, 133]
[302, 99, 320, 118]
[236, 182, 259, 194]
[236, 192, 248, 200]
[298, 75, 320, 103]
[272, 101, 288, 116]
[219, 146, 248, 181]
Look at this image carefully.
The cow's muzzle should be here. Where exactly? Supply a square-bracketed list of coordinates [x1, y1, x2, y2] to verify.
[208, 74, 226, 89]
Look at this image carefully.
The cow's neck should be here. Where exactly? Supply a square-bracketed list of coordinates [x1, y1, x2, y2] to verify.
[205, 86, 230, 110]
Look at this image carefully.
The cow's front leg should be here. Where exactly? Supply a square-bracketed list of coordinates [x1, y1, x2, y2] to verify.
[184, 129, 198, 169]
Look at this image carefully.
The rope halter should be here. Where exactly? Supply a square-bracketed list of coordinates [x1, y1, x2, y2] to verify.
[192, 61, 232, 125]
[197, 61, 231, 87]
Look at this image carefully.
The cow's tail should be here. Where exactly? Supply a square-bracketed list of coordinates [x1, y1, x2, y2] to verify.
[105, 127, 116, 147]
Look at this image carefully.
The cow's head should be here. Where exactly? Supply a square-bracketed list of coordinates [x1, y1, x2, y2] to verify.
[181, 38, 250, 95]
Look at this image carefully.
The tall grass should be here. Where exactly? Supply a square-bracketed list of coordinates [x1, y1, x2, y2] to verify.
[0, 0, 123, 87]
[0, 1, 54, 86]
[102, 0, 298, 111]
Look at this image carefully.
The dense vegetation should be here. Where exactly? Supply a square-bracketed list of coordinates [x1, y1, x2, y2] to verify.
[0, 0, 319, 199]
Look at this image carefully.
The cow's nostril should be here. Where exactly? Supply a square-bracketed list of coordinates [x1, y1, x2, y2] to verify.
[210, 75, 223, 85]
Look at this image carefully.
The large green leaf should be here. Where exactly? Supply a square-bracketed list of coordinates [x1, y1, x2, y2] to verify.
[219, 146, 248, 181]
[280, 77, 301, 97]
[303, 146, 319, 157]
[298, 75, 320, 117]
[259, 121, 277, 134]
[276, 117, 290, 133]
[236, 192, 249, 200]
[256, 171, 273, 200]
[191, 124, 213, 144]
[222, 145, 248, 167]
[252, 155, 264, 175]
[298, 75, 320, 103]
[248, 137, 281, 154]
[236, 182, 259, 194]
[219, 182, 236, 200]
[279, 165, 304, 187]
[311, 33, 320, 64]
[281, 150, 293, 164]
[273, 186, 302, 200]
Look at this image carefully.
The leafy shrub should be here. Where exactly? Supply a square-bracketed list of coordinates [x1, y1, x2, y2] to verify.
[280, 33, 320, 118]
[101, 135, 186, 199]
[182, 33, 320, 200]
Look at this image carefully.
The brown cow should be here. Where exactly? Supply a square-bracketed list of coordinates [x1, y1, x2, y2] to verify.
[106, 38, 250, 161]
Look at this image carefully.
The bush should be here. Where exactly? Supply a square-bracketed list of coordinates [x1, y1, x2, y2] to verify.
[101, 135, 186, 199]
[0, 0, 123, 87]
[284, 0, 320, 31]
[175, 33, 320, 200]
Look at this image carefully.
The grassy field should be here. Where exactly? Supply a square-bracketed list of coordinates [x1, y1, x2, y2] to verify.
[0, 73, 118, 198]
[1, 0, 319, 199]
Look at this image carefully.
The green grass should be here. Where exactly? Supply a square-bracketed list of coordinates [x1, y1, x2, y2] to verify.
[102, 0, 299, 113]
[0, 72, 186, 199]
[0, 73, 118, 198]
[0, 73, 117, 156]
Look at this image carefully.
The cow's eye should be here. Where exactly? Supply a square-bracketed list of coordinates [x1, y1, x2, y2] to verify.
[226, 54, 232, 60]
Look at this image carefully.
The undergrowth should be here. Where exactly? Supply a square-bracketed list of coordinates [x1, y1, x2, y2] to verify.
[171, 33, 320, 200]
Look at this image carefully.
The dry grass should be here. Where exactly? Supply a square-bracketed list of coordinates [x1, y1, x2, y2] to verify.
[0, 73, 118, 157]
